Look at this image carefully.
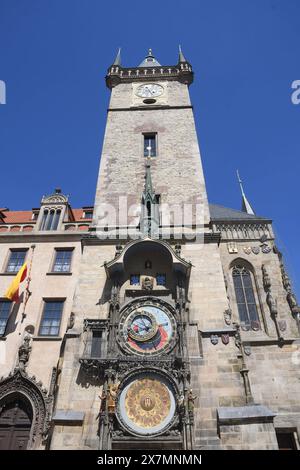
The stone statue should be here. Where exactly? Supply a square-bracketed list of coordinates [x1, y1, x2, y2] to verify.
[99, 390, 107, 413]
[187, 389, 197, 413]
[177, 393, 185, 413]
[67, 312, 75, 330]
[142, 276, 153, 291]
[107, 381, 120, 414]
[18, 334, 32, 370]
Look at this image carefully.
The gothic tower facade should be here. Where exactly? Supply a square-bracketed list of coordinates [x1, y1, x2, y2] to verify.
[48, 49, 300, 450]
[0, 49, 299, 451]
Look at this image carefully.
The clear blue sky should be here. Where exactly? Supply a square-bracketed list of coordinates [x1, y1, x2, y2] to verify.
[0, 0, 300, 296]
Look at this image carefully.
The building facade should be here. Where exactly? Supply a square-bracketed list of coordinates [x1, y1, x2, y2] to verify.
[0, 49, 299, 451]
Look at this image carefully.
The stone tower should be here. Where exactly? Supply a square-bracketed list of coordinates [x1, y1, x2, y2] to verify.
[48, 49, 300, 450]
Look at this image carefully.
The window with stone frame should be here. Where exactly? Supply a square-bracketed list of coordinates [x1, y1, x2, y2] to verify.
[38, 300, 64, 336]
[0, 300, 12, 336]
[143, 133, 157, 157]
[81, 319, 108, 360]
[52, 248, 73, 273]
[232, 265, 260, 327]
[5, 249, 27, 273]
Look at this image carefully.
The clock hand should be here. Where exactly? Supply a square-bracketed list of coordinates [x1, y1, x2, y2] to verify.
[140, 317, 151, 330]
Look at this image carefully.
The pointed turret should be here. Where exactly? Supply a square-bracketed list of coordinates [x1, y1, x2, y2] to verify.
[113, 47, 121, 66]
[178, 44, 187, 63]
[237, 170, 255, 215]
[138, 48, 161, 68]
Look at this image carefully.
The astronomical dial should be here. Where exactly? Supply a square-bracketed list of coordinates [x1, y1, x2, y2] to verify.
[128, 311, 157, 342]
[136, 83, 164, 98]
[120, 304, 175, 355]
[118, 373, 176, 435]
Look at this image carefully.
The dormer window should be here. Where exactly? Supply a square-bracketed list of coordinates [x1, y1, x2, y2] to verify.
[40, 209, 61, 231]
[83, 210, 93, 219]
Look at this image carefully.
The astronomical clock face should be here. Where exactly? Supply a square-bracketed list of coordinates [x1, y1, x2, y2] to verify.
[136, 83, 164, 98]
[118, 373, 176, 435]
[119, 302, 176, 355]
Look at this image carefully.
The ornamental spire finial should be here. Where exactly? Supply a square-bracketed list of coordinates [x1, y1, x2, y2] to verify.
[178, 44, 187, 63]
[237, 170, 255, 215]
[113, 47, 121, 66]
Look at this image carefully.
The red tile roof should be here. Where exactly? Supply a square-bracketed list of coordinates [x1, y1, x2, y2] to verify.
[2, 211, 33, 223]
[0, 208, 93, 224]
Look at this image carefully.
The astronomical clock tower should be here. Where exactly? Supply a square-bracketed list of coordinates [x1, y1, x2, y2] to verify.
[49, 49, 300, 451]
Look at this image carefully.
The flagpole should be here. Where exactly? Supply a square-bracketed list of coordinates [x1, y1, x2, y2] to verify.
[21, 244, 35, 322]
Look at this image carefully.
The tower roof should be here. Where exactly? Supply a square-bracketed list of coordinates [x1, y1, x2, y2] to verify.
[138, 48, 161, 67]
[209, 203, 269, 221]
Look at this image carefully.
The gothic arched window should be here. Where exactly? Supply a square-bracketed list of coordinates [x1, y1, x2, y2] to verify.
[232, 265, 259, 326]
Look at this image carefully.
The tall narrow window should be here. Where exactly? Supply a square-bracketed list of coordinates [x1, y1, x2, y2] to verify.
[52, 249, 73, 273]
[40, 209, 48, 230]
[0, 301, 11, 336]
[6, 250, 27, 273]
[45, 210, 55, 230]
[232, 265, 259, 326]
[39, 300, 64, 336]
[143, 133, 157, 157]
[51, 209, 61, 230]
[91, 331, 102, 358]
[40, 209, 61, 231]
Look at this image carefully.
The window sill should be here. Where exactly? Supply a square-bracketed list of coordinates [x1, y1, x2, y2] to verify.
[33, 336, 62, 341]
[0, 272, 20, 276]
[46, 272, 72, 276]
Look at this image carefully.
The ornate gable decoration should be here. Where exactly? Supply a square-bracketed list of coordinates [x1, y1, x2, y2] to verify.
[41, 188, 68, 205]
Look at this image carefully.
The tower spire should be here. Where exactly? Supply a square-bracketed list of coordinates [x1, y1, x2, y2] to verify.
[237, 170, 255, 215]
[113, 47, 121, 66]
[140, 156, 160, 237]
[178, 44, 187, 63]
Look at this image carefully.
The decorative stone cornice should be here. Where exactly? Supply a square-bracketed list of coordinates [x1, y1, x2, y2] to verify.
[106, 64, 193, 89]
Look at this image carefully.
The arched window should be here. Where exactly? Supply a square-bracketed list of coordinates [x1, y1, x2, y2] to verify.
[232, 265, 259, 326]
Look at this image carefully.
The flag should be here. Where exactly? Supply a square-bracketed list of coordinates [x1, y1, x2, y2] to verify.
[5, 262, 27, 303]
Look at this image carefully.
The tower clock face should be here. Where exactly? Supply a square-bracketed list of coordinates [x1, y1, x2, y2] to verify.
[119, 302, 176, 355]
[136, 83, 164, 98]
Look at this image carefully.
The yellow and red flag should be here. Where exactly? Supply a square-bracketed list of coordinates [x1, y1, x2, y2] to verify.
[5, 262, 27, 303]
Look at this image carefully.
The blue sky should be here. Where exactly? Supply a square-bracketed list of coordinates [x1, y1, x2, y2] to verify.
[0, 0, 300, 295]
